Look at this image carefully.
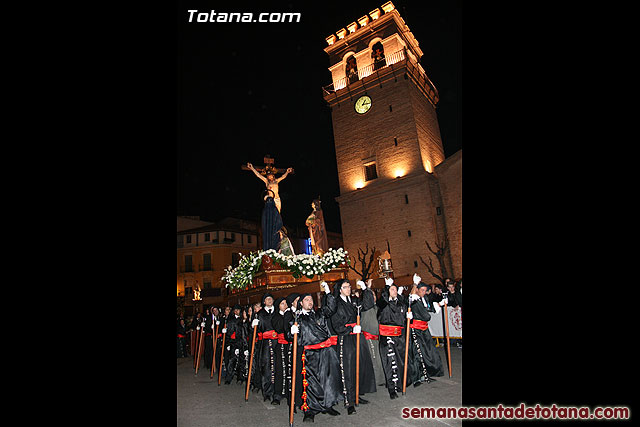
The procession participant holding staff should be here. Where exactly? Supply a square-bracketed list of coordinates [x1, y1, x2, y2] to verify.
[407, 274, 445, 386]
[377, 277, 410, 399]
[271, 297, 290, 405]
[286, 291, 341, 423]
[223, 304, 244, 384]
[255, 293, 278, 402]
[328, 279, 376, 415]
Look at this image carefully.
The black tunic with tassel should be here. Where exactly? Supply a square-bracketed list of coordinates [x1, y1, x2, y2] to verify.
[326, 289, 377, 407]
[285, 302, 342, 417]
[377, 288, 409, 395]
[408, 296, 445, 383]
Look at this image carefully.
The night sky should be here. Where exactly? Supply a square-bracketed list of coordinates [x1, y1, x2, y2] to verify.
[177, 0, 461, 233]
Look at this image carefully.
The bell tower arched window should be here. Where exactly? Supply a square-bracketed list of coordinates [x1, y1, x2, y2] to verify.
[345, 54, 359, 84]
[371, 41, 386, 70]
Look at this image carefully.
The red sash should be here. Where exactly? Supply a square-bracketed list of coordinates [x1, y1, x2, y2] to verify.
[205, 332, 212, 336]
[410, 319, 429, 330]
[379, 324, 404, 336]
[363, 331, 378, 340]
[230, 332, 236, 339]
[277, 333, 289, 345]
[304, 335, 337, 350]
[257, 330, 279, 340]
[177, 334, 186, 338]
[345, 322, 378, 340]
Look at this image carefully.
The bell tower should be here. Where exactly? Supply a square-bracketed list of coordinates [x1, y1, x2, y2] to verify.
[323, 2, 457, 280]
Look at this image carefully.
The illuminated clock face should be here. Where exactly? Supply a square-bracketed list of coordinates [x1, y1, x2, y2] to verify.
[355, 95, 372, 114]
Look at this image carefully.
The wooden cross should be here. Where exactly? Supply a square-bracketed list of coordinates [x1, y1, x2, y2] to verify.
[241, 154, 290, 176]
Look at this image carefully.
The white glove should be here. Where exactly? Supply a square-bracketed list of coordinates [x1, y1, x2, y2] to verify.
[235, 349, 239, 356]
[409, 294, 419, 302]
[196, 326, 200, 331]
[216, 321, 220, 325]
[226, 345, 230, 351]
[244, 350, 249, 356]
[356, 280, 366, 290]
[406, 311, 413, 319]
[352, 325, 361, 334]
[211, 324, 215, 329]
[413, 273, 421, 285]
[320, 281, 330, 293]
[385, 277, 394, 287]
[291, 325, 299, 334]
[439, 298, 448, 306]
[201, 322, 206, 328]
[222, 328, 227, 334]
[398, 286, 404, 295]
[252, 319, 259, 327]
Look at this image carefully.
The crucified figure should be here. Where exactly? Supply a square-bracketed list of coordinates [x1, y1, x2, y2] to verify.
[246, 162, 293, 213]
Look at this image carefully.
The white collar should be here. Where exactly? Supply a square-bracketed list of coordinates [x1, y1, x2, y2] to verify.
[279, 310, 285, 315]
[340, 294, 351, 303]
[301, 308, 310, 315]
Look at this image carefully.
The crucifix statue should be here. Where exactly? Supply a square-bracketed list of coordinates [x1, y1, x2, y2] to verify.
[243, 155, 293, 213]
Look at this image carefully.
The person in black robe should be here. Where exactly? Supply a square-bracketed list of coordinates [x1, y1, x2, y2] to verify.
[248, 303, 263, 393]
[408, 276, 445, 386]
[376, 277, 410, 399]
[281, 293, 300, 408]
[270, 297, 291, 405]
[255, 292, 278, 402]
[216, 306, 231, 378]
[203, 308, 215, 371]
[286, 292, 341, 422]
[325, 279, 376, 415]
[177, 318, 188, 358]
[210, 307, 222, 369]
[222, 304, 243, 384]
[236, 306, 251, 383]
[189, 312, 203, 357]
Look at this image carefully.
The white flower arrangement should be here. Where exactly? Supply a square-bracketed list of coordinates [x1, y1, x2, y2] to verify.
[222, 248, 349, 290]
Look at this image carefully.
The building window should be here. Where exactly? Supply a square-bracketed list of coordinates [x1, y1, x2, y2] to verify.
[414, 261, 418, 268]
[232, 252, 241, 268]
[394, 137, 398, 146]
[404, 194, 409, 204]
[407, 230, 412, 237]
[203, 280, 212, 290]
[364, 162, 378, 181]
[202, 253, 212, 271]
[389, 105, 393, 112]
[186, 235, 192, 244]
[204, 233, 210, 242]
[436, 207, 442, 215]
[247, 235, 252, 244]
[184, 255, 193, 272]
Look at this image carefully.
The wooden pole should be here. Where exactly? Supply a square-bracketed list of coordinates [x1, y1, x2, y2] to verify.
[402, 306, 412, 394]
[193, 328, 199, 369]
[245, 319, 258, 401]
[289, 319, 299, 427]
[210, 320, 219, 378]
[443, 303, 452, 378]
[218, 319, 227, 386]
[195, 324, 205, 375]
[355, 312, 361, 406]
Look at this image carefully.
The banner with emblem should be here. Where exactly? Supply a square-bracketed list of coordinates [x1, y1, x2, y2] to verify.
[427, 306, 462, 338]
